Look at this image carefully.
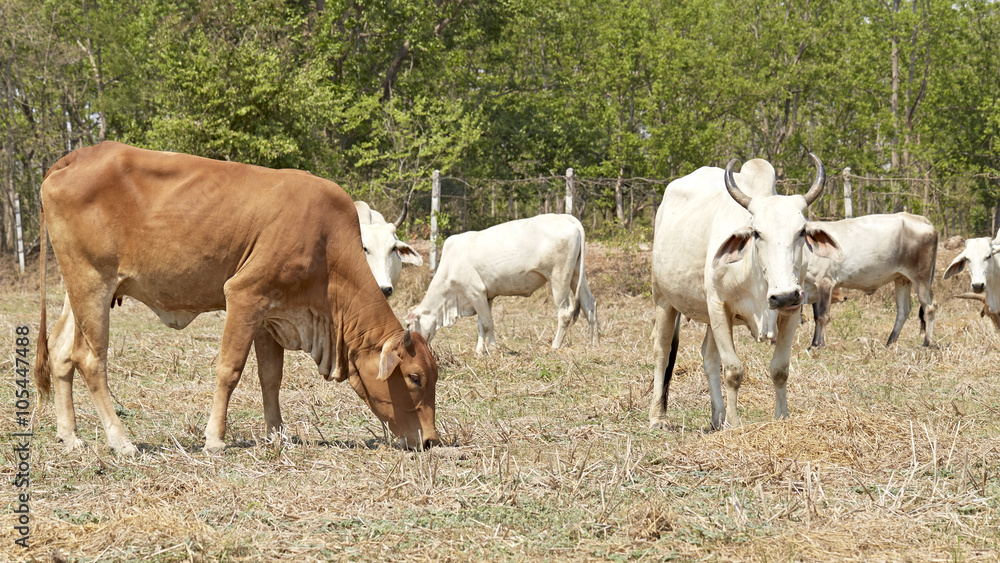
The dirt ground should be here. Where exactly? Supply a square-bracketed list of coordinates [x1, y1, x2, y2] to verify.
[0, 237, 998, 561]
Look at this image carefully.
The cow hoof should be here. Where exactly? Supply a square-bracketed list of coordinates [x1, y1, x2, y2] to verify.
[58, 434, 87, 453]
[648, 419, 670, 431]
[203, 440, 226, 455]
[113, 442, 139, 457]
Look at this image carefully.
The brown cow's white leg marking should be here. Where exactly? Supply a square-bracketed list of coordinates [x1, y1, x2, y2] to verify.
[50, 298, 85, 451]
[254, 327, 285, 438]
[68, 284, 138, 456]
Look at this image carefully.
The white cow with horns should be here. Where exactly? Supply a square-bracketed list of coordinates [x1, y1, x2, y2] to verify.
[650, 154, 843, 430]
[944, 232, 1000, 331]
[405, 214, 598, 355]
[802, 212, 938, 348]
[355, 201, 423, 298]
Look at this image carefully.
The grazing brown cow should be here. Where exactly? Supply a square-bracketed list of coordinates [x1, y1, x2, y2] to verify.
[35, 141, 438, 455]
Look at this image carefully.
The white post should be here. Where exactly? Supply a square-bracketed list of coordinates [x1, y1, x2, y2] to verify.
[565, 168, 575, 216]
[14, 192, 24, 274]
[430, 170, 441, 272]
[842, 167, 853, 218]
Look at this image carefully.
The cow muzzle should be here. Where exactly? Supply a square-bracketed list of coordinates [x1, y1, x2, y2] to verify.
[768, 289, 804, 311]
[381, 286, 394, 297]
[397, 430, 439, 451]
[972, 282, 986, 294]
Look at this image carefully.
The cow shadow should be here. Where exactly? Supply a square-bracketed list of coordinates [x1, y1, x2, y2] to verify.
[135, 435, 439, 456]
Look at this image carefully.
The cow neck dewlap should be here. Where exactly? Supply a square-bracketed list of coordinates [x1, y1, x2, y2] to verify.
[263, 309, 338, 379]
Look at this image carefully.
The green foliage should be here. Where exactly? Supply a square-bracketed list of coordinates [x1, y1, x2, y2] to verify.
[3, 0, 1000, 250]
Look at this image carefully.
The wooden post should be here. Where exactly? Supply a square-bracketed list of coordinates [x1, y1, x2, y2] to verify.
[842, 167, 853, 218]
[430, 170, 440, 272]
[14, 192, 24, 274]
[565, 168, 575, 216]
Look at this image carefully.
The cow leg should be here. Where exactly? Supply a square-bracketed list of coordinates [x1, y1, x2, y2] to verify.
[887, 279, 912, 346]
[470, 294, 495, 356]
[551, 277, 575, 349]
[810, 281, 832, 349]
[66, 281, 138, 456]
[770, 310, 799, 420]
[580, 277, 598, 345]
[50, 296, 85, 452]
[701, 328, 725, 430]
[707, 309, 741, 428]
[915, 281, 936, 347]
[204, 294, 263, 454]
[648, 304, 679, 429]
[254, 327, 285, 439]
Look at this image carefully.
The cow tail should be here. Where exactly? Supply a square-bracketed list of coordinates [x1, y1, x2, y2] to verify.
[35, 207, 52, 400]
[571, 222, 586, 323]
[665, 314, 681, 380]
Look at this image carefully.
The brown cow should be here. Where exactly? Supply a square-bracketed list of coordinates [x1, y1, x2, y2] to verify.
[35, 142, 438, 455]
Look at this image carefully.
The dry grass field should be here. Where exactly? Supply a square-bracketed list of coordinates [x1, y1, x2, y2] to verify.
[2, 238, 999, 562]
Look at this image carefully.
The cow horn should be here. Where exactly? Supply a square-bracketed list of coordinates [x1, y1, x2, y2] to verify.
[802, 152, 826, 206]
[393, 201, 409, 228]
[724, 158, 752, 209]
[403, 328, 413, 350]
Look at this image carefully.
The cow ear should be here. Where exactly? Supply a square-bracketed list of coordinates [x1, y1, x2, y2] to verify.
[944, 254, 967, 279]
[713, 227, 755, 267]
[378, 339, 402, 381]
[396, 241, 423, 266]
[805, 224, 844, 262]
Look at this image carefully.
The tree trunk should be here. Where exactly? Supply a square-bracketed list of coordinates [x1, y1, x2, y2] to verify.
[614, 165, 625, 223]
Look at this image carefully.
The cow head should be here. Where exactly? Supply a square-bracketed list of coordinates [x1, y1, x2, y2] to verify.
[360, 222, 423, 297]
[945, 236, 1000, 295]
[404, 306, 439, 343]
[713, 154, 843, 312]
[350, 329, 439, 449]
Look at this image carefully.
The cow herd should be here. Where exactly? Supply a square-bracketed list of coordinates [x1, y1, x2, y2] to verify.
[31, 141, 999, 457]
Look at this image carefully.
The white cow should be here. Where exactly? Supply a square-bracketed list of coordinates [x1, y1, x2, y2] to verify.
[944, 232, 1000, 330]
[405, 214, 598, 355]
[355, 201, 423, 297]
[650, 155, 842, 430]
[802, 213, 938, 348]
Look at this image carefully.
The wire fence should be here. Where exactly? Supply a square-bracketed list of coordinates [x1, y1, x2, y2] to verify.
[8, 168, 1000, 267]
[341, 169, 1000, 243]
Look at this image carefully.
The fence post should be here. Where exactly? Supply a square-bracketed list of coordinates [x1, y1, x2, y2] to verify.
[430, 169, 440, 272]
[842, 167, 853, 219]
[565, 168, 575, 216]
[14, 192, 24, 274]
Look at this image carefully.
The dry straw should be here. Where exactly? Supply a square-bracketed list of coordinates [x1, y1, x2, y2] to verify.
[0, 242, 997, 561]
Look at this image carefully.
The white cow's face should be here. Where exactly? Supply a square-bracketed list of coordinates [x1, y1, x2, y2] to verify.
[405, 307, 439, 343]
[944, 237, 998, 292]
[713, 156, 842, 312]
[360, 223, 422, 298]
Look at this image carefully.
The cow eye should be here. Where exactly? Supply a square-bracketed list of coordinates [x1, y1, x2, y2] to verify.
[407, 373, 422, 387]
[363, 246, 370, 254]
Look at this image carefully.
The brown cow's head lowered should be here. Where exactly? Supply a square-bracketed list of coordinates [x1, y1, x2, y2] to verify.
[350, 329, 439, 449]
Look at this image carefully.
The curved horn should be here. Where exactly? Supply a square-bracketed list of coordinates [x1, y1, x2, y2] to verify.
[403, 328, 414, 350]
[802, 152, 826, 206]
[393, 201, 409, 228]
[724, 158, 752, 209]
